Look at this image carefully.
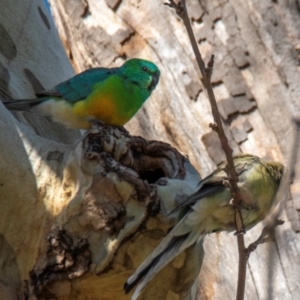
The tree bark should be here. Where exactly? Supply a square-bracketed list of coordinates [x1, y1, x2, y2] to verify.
[1, 0, 300, 299]
[47, 0, 300, 299]
[0, 1, 201, 300]
[0, 1, 78, 299]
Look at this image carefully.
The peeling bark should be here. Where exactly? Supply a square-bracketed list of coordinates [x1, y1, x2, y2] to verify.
[31, 229, 91, 298]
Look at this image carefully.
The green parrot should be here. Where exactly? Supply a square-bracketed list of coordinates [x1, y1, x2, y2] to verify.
[3, 58, 160, 129]
[124, 154, 284, 299]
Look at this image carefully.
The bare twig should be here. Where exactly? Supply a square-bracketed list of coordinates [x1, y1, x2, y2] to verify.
[164, 1, 247, 299]
[246, 219, 284, 256]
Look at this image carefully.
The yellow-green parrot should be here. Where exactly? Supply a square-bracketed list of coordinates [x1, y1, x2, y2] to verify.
[124, 154, 284, 299]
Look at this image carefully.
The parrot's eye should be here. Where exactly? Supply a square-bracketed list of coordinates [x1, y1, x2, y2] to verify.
[141, 66, 148, 72]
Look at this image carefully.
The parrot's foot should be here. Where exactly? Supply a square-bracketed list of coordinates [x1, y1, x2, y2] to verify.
[229, 198, 258, 211]
[234, 228, 246, 235]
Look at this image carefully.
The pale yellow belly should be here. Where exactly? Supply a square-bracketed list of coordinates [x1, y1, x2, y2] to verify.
[35, 99, 91, 129]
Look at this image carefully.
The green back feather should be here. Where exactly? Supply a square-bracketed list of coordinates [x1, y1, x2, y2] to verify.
[37, 58, 160, 104]
[37, 67, 118, 103]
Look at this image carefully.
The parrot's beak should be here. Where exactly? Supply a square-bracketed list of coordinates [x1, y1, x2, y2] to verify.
[149, 72, 160, 91]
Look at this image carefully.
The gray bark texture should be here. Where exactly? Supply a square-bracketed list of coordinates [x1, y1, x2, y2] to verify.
[1, 0, 300, 300]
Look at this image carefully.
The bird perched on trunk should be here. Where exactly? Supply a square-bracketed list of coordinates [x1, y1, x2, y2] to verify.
[124, 154, 284, 299]
[3, 58, 160, 129]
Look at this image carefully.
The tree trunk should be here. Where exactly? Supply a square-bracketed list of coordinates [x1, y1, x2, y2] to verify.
[1, 0, 300, 299]
[0, 1, 78, 299]
[0, 1, 200, 300]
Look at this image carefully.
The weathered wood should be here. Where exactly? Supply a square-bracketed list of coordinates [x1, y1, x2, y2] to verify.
[1, 0, 300, 299]
[0, 1, 200, 299]
[47, 0, 300, 299]
[0, 1, 78, 299]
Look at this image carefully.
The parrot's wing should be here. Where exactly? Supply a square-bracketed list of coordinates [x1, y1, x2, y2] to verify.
[36, 67, 118, 103]
[169, 176, 226, 215]
[170, 156, 257, 216]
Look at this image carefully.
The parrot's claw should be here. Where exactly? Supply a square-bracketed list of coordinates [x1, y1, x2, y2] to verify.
[229, 198, 235, 206]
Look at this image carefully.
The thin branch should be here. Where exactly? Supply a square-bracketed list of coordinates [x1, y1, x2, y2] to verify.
[164, 1, 247, 299]
[246, 219, 284, 257]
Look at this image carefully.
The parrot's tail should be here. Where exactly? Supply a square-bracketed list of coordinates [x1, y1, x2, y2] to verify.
[2, 99, 44, 111]
[124, 235, 189, 299]
[124, 221, 204, 300]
